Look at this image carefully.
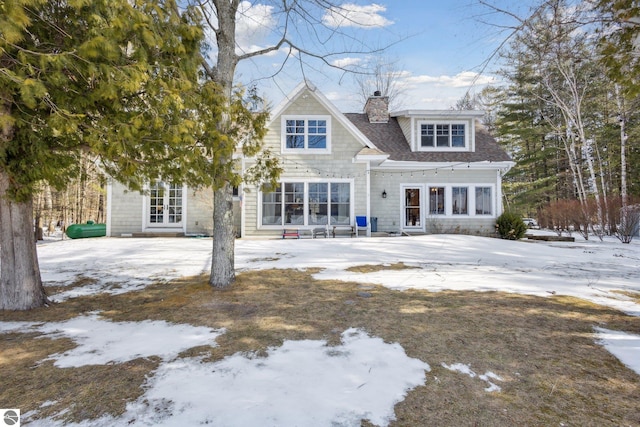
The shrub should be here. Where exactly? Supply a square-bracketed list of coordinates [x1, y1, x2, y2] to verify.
[496, 212, 527, 240]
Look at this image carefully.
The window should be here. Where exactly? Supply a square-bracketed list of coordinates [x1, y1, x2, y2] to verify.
[420, 123, 466, 149]
[284, 183, 305, 225]
[308, 183, 328, 225]
[436, 124, 449, 147]
[421, 125, 434, 147]
[452, 124, 465, 147]
[331, 183, 351, 225]
[475, 187, 492, 215]
[261, 182, 350, 226]
[452, 187, 468, 215]
[261, 184, 282, 225]
[283, 117, 329, 151]
[429, 187, 445, 215]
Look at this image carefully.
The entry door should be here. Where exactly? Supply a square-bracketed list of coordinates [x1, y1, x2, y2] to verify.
[148, 181, 183, 227]
[403, 187, 422, 229]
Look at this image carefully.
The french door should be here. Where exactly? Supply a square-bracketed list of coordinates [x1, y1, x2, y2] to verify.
[148, 181, 183, 227]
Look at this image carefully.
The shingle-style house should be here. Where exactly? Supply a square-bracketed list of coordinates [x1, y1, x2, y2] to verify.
[106, 82, 513, 238]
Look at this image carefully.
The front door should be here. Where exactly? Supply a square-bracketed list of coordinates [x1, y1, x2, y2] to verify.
[403, 187, 422, 230]
[148, 181, 183, 227]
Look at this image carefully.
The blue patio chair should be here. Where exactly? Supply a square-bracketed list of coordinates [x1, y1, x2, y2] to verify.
[355, 216, 368, 237]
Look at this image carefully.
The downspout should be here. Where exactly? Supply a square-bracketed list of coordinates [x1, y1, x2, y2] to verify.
[366, 161, 371, 236]
[240, 156, 246, 238]
[496, 169, 503, 215]
[106, 178, 113, 237]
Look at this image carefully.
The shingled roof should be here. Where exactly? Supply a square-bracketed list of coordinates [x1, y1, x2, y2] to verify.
[343, 113, 512, 163]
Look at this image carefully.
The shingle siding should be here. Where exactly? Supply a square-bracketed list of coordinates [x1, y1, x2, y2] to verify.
[242, 87, 368, 238]
[370, 169, 500, 235]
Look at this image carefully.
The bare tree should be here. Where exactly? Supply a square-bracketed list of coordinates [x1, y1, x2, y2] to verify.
[188, 0, 396, 288]
[353, 56, 406, 110]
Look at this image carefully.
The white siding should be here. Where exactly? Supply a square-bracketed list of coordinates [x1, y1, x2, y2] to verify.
[108, 181, 144, 236]
[243, 89, 368, 238]
[107, 181, 214, 236]
[370, 168, 499, 235]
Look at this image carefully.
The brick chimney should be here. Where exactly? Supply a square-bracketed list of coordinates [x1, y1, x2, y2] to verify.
[364, 90, 389, 123]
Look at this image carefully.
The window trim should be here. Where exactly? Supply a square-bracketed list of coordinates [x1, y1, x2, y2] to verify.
[417, 120, 469, 152]
[281, 115, 331, 154]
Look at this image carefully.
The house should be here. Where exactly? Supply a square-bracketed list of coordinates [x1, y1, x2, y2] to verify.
[239, 82, 514, 238]
[106, 82, 514, 238]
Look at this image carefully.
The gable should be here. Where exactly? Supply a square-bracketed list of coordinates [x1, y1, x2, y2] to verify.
[267, 83, 374, 153]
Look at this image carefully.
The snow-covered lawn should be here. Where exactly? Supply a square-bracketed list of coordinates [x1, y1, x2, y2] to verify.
[2, 232, 639, 426]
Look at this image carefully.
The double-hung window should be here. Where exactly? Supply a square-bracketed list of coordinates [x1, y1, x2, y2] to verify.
[429, 186, 445, 215]
[452, 187, 468, 215]
[283, 116, 330, 152]
[475, 187, 492, 215]
[420, 122, 466, 149]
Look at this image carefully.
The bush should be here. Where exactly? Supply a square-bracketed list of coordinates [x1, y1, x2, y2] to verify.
[496, 212, 527, 240]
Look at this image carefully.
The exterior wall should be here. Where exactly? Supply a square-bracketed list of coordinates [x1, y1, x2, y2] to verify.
[396, 117, 412, 147]
[370, 168, 500, 236]
[243, 90, 368, 238]
[107, 180, 144, 236]
[185, 188, 214, 236]
[107, 180, 214, 236]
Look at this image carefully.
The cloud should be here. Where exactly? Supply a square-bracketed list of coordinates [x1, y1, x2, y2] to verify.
[404, 71, 496, 88]
[235, 1, 277, 54]
[322, 3, 393, 29]
[331, 57, 362, 68]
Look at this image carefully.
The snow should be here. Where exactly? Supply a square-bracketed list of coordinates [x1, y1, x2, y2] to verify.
[8, 313, 225, 368]
[3, 232, 640, 425]
[441, 362, 504, 392]
[594, 327, 640, 374]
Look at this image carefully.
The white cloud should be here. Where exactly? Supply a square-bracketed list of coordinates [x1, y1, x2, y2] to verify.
[404, 71, 496, 88]
[331, 57, 362, 68]
[322, 3, 393, 29]
[235, 1, 277, 54]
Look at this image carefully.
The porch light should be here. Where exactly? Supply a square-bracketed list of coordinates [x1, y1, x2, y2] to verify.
[382, 190, 387, 198]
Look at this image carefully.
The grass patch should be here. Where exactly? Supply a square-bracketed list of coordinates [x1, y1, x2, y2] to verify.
[346, 262, 420, 273]
[1, 268, 640, 426]
[612, 289, 640, 304]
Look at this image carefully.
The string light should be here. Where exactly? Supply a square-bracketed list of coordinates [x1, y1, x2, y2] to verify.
[264, 158, 474, 180]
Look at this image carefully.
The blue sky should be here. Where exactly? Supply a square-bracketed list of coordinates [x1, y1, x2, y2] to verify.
[225, 1, 541, 112]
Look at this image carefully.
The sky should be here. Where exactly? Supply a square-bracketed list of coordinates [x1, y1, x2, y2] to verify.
[224, 0, 544, 112]
[1, 231, 639, 426]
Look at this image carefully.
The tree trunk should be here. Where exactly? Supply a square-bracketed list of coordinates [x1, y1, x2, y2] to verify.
[210, 184, 235, 287]
[207, 0, 240, 288]
[615, 85, 628, 209]
[0, 170, 48, 310]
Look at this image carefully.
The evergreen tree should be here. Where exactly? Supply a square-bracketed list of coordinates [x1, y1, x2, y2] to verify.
[0, 0, 205, 309]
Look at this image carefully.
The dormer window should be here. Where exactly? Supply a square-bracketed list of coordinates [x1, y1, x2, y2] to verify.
[420, 123, 466, 148]
[282, 116, 331, 153]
